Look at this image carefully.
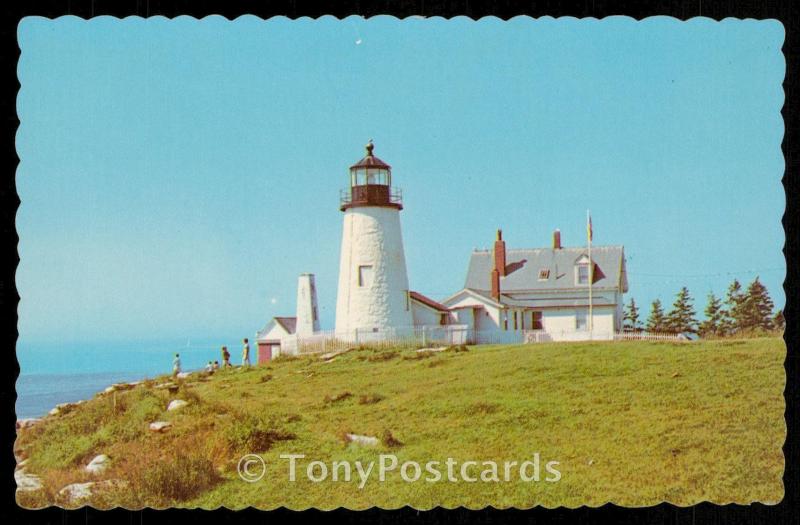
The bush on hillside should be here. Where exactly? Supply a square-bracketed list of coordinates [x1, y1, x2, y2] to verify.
[225, 415, 295, 452]
[140, 454, 220, 503]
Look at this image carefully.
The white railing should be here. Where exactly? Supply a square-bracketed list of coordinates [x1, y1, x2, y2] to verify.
[280, 325, 473, 356]
[523, 329, 616, 343]
[613, 331, 683, 341]
[274, 327, 684, 357]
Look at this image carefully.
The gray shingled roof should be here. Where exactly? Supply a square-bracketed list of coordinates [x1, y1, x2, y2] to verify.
[274, 317, 297, 334]
[464, 246, 627, 293]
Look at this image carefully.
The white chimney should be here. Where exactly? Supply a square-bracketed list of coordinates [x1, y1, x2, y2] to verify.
[296, 273, 320, 336]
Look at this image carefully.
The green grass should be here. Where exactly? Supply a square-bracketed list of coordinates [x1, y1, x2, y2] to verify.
[15, 338, 785, 509]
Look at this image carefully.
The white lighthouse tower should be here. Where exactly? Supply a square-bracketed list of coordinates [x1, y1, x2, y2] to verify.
[335, 140, 413, 337]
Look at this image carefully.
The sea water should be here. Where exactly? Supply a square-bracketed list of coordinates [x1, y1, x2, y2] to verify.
[15, 338, 245, 419]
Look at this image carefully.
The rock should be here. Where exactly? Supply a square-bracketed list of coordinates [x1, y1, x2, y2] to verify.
[15, 468, 43, 492]
[149, 421, 172, 432]
[320, 348, 354, 361]
[417, 347, 447, 353]
[671, 372, 681, 378]
[345, 433, 379, 447]
[58, 482, 94, 503]
[16, 418, 41, 430]
[167, 399, 188, 411]
[85, 454, 110, 475]
[16, 458, 29, 469]
[104, 385, 116, 394]
[177, 372, 191, 379]
[155, 382, 176, 389]
[50, 402, 78, 417]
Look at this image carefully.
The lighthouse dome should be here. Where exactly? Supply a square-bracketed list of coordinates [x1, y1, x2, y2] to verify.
[349, 139, 391, 170]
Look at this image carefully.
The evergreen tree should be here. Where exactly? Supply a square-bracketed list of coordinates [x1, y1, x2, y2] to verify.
[699, 292, 724, 337]
[740, 277, 775, 331]
[645, 299, 668, 333]
[667, 287, 698, 334]
[773, 309, 785, 332]
[723, 279, 746, 334]
[623, 298, 641, 331]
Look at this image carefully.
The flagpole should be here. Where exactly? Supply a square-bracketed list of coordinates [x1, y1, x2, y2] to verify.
[587, 210, 593, 337]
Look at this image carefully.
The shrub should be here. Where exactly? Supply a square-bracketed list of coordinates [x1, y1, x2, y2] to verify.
[382, 429, 403, 448]
[365, 351, 398, 362]
[225, 416, 295, 452]
[140, 454, 220, 503]
[358, 393, 384, 405]
[323, 391, 352, 404]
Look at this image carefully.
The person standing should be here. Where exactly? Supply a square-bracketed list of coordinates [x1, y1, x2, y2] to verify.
[221, 346, 231, 368]
[242, 338, 251, 367]
[172, 353, 181, 378]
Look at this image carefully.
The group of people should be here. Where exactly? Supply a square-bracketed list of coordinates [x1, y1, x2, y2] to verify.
[172, 338, 252, 377]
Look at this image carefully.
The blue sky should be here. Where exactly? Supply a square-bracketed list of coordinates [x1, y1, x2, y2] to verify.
[16, 15, 785, 344]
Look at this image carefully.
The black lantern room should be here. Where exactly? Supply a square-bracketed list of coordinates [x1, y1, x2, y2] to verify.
[340, 140, 403, 211]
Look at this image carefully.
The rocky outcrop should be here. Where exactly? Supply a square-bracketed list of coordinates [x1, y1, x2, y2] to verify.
[167, 399, 188, 411]
[345, 433, 379, 447]
[85, 454, 110, 475]
[149, 421, 172, 432]
[16, 418, 41, 430]
[57, 479, 129, 505]
[15, 468, 43, 492]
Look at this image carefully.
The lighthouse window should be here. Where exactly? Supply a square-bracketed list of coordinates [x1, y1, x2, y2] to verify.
[358, 265, 374, 288]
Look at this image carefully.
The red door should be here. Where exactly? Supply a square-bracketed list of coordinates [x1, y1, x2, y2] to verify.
[257, 343, 273, 364]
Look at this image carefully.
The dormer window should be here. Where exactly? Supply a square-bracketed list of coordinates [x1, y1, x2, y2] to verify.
[538, 269, 550, 281]
[574, 254, 592, 286]
[577, 264, 590, 285]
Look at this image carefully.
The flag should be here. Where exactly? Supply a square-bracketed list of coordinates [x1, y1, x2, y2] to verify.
[587, 213, 593, 243]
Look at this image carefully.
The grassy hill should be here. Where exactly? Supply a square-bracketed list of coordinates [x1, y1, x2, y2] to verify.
[15, 337, 785, 509]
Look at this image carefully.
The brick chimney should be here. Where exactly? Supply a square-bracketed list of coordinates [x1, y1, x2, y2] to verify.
[494, 229, 506, 277]
[553, 229, 562, 250]
[491, 268, 501, 300]
[491, 229, 506, 301]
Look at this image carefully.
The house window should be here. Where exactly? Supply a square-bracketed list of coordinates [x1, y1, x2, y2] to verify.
[513, 311, 518, 330]
[358, 265, 373, 288]
[503, 311, 508, 331]
[531, 311, 543, 330]
[440, 313, 447, 326]
[577, 264, 590, 285]
[538, 269, 550, 280]
[576, 309, 588, 331]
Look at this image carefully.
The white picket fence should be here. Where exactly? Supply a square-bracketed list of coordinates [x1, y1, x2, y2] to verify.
[276, 326, 682, 356]
[613, 331, 683, 342]
[280, 325, 471, 356]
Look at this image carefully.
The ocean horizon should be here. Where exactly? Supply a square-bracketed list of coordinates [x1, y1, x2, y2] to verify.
[15, 338, 248, 419]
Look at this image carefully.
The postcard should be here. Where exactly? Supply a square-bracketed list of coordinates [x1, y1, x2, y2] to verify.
[14, 15, 785, 510]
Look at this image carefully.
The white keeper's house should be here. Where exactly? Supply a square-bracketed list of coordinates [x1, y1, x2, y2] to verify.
[441, 229, 629, 343]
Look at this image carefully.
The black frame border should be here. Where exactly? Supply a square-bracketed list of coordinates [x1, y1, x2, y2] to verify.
[2, 1, 797, 524]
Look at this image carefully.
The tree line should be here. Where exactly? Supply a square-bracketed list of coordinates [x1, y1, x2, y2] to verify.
[622, 276, 784, 336]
